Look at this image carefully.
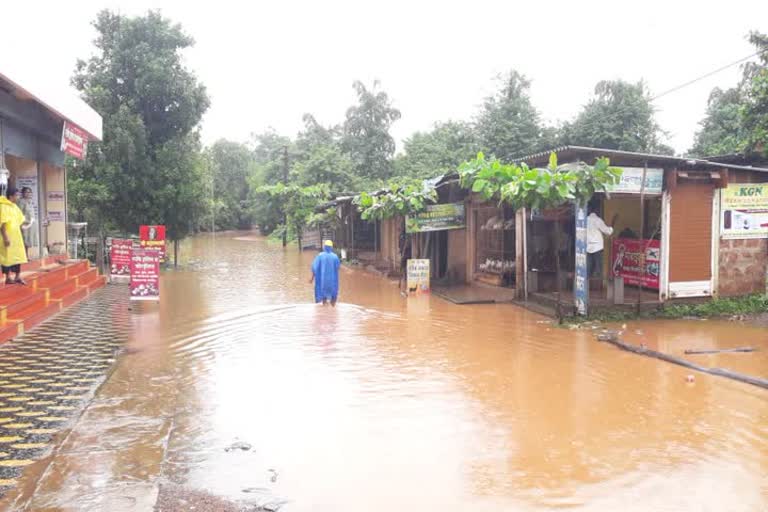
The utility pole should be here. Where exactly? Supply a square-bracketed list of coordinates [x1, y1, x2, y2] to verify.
[282, 145, 289, 247]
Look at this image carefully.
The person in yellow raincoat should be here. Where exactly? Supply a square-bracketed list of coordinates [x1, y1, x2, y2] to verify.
[0, 187, 28, 285]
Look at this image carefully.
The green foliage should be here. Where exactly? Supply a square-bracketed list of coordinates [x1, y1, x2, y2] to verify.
[476, 71, 550, 160]
[560, 80, 672, 154]
[566, 294, 768, 324]
[458, 152, 622, 210]
[689, 87, 747, 157]
[742, 31, 768, 156]
[308, 207, 340, 231]
[688, 32, 768, 158]
[394, 121, 480, 180]
[293, 140, 359, 195]
[70, 10, 209, 242]
[207, 140, 257, 230]
[342, 81, 402, 182]
[254, 184, 329, 245]
[354, 179, 437, 221]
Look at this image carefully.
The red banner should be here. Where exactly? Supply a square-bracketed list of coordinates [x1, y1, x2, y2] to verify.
[611, 238, 661, 290]
[139, 225, 166, 260]
[130, 247, 160, 301]
[60, 121, 89, 160]
[109, 238, 132, 278]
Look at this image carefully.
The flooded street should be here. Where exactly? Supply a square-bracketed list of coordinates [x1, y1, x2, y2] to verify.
[3, 233, 768, 511]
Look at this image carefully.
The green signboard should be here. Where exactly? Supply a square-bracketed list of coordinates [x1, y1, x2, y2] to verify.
[406, 202, 466, 233]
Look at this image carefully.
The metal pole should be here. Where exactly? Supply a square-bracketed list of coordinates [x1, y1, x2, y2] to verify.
[282, 146, 289, 247]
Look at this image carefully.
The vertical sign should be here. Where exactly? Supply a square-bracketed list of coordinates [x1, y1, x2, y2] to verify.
[139, 225, 167, 261]
[60, 121, 89, 160]
[406, 259, 430, 294]
[130, 247, 160, 301]
[574, 204, 588, 316]
[109, 238, 133, 279]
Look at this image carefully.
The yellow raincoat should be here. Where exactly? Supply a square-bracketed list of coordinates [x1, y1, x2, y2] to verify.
[0, 196, 28, 267]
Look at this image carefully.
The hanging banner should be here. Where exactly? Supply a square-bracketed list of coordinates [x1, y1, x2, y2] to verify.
[130, 247, 160, 301]
[558, 165, 663, 195]
[60, 121, 89, 160]
[611, 238, 661, 290]
[109, 238, 133, 278]
[406, 259, 430, 294]
[721, 184, 768, 239]
[406, 203, 465, 233]
[574, 204, 588, 316]
[139, 225, 167, 260]
[605, 167, 663, 195]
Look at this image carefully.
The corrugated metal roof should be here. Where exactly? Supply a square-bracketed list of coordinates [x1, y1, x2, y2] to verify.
[515, 145, 768, 173]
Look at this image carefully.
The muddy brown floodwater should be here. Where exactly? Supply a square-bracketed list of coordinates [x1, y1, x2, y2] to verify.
[3, 233, 768, 511]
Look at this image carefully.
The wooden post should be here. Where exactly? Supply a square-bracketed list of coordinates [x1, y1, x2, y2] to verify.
[636, 161, 648, 315]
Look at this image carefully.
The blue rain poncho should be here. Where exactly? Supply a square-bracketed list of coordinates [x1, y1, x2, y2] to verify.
[312, 246, 340, 303]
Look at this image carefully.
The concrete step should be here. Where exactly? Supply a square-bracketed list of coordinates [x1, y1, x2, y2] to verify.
[87, 275, 107, 292]
[35, 265, 70, 289]
[0, 320, 21, 343]
[54, 286, 89, 309]
[75, 268, 99, 287]
[11, 301, 61, 333]
[1, 289, 47, 319]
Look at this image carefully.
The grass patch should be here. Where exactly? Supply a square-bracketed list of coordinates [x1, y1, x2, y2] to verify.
[565, 294, 768, 325]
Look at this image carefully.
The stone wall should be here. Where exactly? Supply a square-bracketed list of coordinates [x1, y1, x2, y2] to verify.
[718, 239, 768, 296]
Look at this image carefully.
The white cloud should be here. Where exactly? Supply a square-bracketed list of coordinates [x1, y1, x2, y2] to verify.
[4, 0, 766, 154]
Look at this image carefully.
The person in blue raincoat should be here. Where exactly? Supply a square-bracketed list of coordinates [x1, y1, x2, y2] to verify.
[309, 240, 341, 306]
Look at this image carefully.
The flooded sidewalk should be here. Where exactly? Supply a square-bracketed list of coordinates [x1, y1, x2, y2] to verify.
[0, 233, 766, 511]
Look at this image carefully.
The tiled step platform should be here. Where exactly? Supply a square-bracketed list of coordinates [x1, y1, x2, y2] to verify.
[0, 256, 106, 343]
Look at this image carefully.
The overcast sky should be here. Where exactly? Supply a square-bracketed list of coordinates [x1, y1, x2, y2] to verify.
[4, 0, 767, 155]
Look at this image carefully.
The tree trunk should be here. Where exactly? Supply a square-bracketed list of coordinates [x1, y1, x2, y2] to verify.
[95, 230, 105, 276]
[174, 239, 179, 268]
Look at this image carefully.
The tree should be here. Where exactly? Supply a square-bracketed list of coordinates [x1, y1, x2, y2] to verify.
[560, 80, 673, 154]
[208, 140, 257, 230]
[394, 121, 480, 179]
[742, 31, 768, 156]
[293, 114, 358, 195]
[254, 184, 328, 249]
[342, 81, 401, 183]
[354, 180, 437, 222]
[293, 143, 358, 196]
[688, 87, 746, 157]
[70, 10, 210, 263]
[476, 71, 549, 160]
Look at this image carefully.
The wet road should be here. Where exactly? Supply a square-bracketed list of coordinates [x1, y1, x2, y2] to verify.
[2, 233, 768, 511]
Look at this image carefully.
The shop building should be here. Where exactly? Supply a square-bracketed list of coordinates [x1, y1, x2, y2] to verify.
[0, 66, 105, 343]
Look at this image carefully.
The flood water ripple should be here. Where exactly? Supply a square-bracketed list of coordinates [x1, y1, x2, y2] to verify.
[3, 233, 767, 511]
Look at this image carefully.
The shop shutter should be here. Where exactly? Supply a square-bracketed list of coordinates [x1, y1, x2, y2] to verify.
[669, 181, 714, 296]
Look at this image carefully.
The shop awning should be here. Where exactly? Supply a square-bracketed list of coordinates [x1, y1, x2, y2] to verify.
[0, 63, 102, 142]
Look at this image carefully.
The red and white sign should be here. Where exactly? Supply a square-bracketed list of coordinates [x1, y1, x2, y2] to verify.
[611, 238, 661, 290]
[60, 121, 89, 160]
[139, 225, 166, 260]
[109, 238, 133, 278]
[130, 247, 160, 301]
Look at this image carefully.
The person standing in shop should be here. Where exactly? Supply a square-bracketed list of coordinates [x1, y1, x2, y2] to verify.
[587, 207, 614, 278]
